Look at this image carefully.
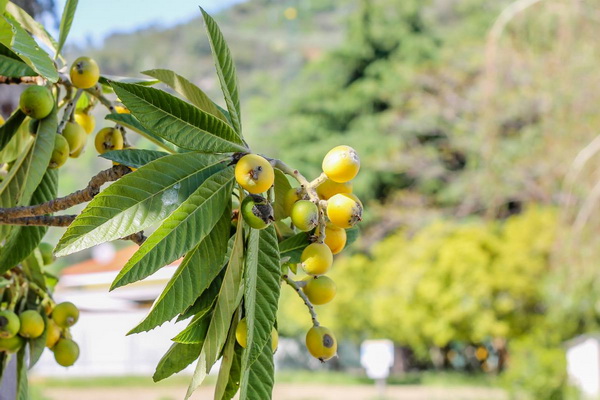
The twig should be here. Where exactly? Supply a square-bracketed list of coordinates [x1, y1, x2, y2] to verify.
[57, 89, 83, 134]
[283, 275, 319, 327]
[0, 76, 44, 85]
[0, 215, 76, 226]
[0, 165, 131, 219]
[121, 231, 147, 246]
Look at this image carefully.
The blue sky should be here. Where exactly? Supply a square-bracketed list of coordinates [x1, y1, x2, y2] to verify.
[52, 0, 245, 46]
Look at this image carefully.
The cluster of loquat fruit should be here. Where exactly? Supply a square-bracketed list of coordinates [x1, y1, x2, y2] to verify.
[18, 56, 127, 169]
[0, 244, 80, 367]
[233, 145, 362, 362]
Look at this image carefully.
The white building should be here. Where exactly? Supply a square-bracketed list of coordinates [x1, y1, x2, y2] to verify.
[31, 244, 197, 377]
[566, 334, 600, 399]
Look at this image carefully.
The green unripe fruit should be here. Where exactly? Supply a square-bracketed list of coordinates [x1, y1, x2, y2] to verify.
[283, 188, 302, 217]
[19, 86, 54, 119]
[39, 242, 55, 265]
[62, 122, 87, 157]
[52, 302, 79, 328]
[18, 310, 45, 339]
[236, 317, 279, 352]
[0, 335, 24, 354]
[291, 200, 319, 232]
[49, 134, 70, 169]
[302, 276, 337, 305]
[0, 310, 20, 339]
[53, 338, 79, 367]
[241, 195, 274, 230]
[45, 320, 61, 348]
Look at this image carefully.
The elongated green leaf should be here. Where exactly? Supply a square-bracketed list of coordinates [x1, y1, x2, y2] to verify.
[55, 153, 226, 256]
[220, 343, 243, 400]
[100, 149, 169, 169]
[153, 342, 201, 382]
[239, 341, 275, 400]
[214, 310, 240, 400]
[99, 74, 159, 86]
[105, 113, 183, 153]
[242, 226, 280, 367]
[16, 347, 28, 400]
[111, 82, 247, 153]
[0, 14, 58, 82]
[0, 0, 7, 11]
[0, 169, 57, 274]
[111, 167, 235, 289]
[29, 312, 48, 367]
[201, 218, 245, 369]
[279, 232, 310, 263]
[0, 106, 55, 236]
[142, 69, 228, 124]
[186, 220, 244, 398]
[56, 0, 78, 56]
[177, 270, 224, 322]
[0, 109, 26, 152]
[273, 169, 292, 221]
[129, 204, 231, 334]
[172, 311, 212, 344]
[0, 116, 32, 164]
[5, 2, 60, 57]
[200, 7, 242, 135]
[0, 54, 35, 77]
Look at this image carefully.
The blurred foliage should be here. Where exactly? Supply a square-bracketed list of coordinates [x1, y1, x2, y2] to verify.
[279, 207, 556, 354]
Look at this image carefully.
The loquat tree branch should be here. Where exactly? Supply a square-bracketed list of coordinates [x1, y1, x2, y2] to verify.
[283, 275, 319, 327]
[0, 75, 44, 85]
[0, 215, 76, 226]
[0, 164, 132, 219]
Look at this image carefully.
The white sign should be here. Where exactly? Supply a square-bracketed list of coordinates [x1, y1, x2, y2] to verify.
[360, 339, 394, 379]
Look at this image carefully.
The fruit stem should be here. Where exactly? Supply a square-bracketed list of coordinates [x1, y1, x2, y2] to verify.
[57, 89, 83, 134]
[309, 173, 328, 188]
[283, 275, 319, 327]
[28, 282, 53, 308]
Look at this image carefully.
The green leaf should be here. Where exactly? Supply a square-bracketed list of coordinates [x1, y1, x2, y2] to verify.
[0, 107, 55, 239]
[142, 69, 229, 125]
[0, 109, 26, 152]
[172, 311, 212, 344]
[185, 219, 245, 398]
[16, 347, 28, 400]
[55, 153, 226, 256]
[56, 0, 78, 56]
[0, 54, 35, 77]
[0, 0, 7, 11]
[153, 342, 201, 382]
[5, 2, 60, 59]
[29, 312, 49, 367]
[99, 74, 159, 86]
[22, 241, 48, 291]
[105, 113, 183, 154]
[242, 226, 281, 366]
[111, 82, 247, 153]
[100, 149, 169, 169]
[177, 270, 224, 322]
[273, 169, 292, 221]
[239, 341, 275, 400]
[346, 226, 360, 248]
[214, 310, 241, 400]
[129, 203, 231, 334]
[0, 169, 58, 274]
[0, 14, 58, 82]
[279, 232, 310, 263]
[199, 7, 242, 135]
[110, 166, 235, 289]
[219, 343, 243, 400]
[0, 115, 32, 164]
